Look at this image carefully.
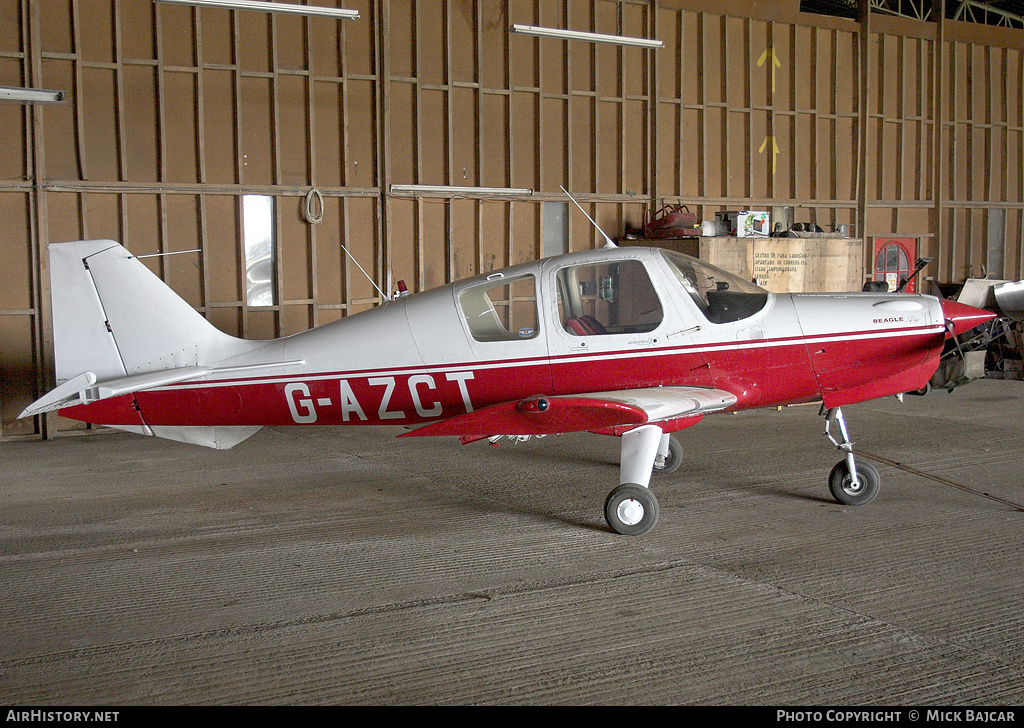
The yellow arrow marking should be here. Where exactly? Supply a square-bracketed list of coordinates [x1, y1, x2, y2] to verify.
[759, 135, 779, 175]
[757, 46, 781, 94]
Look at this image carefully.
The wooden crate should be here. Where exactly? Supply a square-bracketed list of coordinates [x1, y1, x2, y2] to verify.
[698, 237, 864, 293]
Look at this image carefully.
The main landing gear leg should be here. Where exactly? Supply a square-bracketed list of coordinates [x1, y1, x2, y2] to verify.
[823, 406, 880, 506]
[604, 424, 662, 536]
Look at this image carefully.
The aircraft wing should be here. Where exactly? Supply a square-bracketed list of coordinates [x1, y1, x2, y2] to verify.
[399, 386, 737, 441]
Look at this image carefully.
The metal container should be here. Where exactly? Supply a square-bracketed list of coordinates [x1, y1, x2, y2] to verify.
[994, 280, 1024, 321]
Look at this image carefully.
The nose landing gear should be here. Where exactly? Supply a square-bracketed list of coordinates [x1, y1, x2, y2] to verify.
[823, 406, 880, 506]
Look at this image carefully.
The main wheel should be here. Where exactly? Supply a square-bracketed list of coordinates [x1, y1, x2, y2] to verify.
[604, 484, 659, 536]
[653, 435, 683, 474]
[828, 460, 880, 506]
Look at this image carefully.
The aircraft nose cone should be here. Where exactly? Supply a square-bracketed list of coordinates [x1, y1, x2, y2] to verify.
[941, 298, 996, 337]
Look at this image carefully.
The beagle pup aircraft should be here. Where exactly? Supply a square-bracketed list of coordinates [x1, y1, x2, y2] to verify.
[21, 237, 993, 535]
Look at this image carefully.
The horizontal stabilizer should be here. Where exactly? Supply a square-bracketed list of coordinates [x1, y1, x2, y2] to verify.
[19, 360, 304, 420]
[18, 372, 98, 418]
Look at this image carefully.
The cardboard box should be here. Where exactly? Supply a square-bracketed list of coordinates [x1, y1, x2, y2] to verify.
[715, 211, 770, 237]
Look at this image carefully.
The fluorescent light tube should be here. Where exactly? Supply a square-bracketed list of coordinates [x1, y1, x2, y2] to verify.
[510, 24, 663, 49]
[390, 185, 533, 197]
[0, 86, 66, 104]
[154, 0, 359, 20]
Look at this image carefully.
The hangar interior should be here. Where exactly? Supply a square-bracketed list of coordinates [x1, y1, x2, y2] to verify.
[3, 0, 1024, 441]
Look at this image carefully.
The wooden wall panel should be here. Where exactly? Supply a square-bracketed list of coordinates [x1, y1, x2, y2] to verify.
[161, 196, 204, 309]
[277, 76, 309, 186]
[0, 315, 37, 436]
[45, 192, 82, 243]
[388, 197, 417, 296]
[0, 1, 23, 50]
[0, 63, 27, 181]
[420, 198, 447, 290]
[159, 5, 195, 67]
[450, 199, 478, 280]
[479, 1, 507, 90]
[452, 86, 477, 187]
[347, 80, 377, 186]
[164, 72, 200, 183]
[205, 195, 241, 308]
[313, 81, 343, 188]
[419, 88, 447, 184]
[237, 13, 270, 73]
[511, 200, 539, 265]
[342, 196, 382, 308]
[511, 90, 537, 189]
[39, 0, 72, 54]
[123, 66, 159, 181]
[622, 99, 645, 194]
[83, 193, 120, 241]
[280, 198, 312, 305]
[389, 81, 416, 184]
[202, 69, 236, 184]
[0, 194, 32, 312]
[239, 77, 273, 185]
[39, 59, 78, 180]
[198, 6, 232, 66]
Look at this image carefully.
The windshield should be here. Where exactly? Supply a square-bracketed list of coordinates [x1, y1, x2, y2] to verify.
[660, 250, 769, 324]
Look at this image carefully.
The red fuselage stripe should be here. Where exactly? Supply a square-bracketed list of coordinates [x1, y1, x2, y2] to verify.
[60, 327, 945, 429]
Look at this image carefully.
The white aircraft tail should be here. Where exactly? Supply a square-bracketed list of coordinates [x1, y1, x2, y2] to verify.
[48, 240, 254, 381]
[22, 240, 266, 449]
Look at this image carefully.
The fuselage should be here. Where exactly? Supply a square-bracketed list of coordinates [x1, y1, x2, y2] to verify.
[61, 246, 969, 431]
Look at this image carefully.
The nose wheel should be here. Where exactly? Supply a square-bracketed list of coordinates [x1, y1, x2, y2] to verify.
[823, 406, 880, 506]
[828, 459, 880, 505]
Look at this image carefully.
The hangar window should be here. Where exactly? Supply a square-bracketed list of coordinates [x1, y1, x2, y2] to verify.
[556, 260, 663, 336]
[459, 275, 539, 342]
[243, 194, 276, 307]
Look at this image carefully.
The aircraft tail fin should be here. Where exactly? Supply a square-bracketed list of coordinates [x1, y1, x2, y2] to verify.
[24, 240, 264, 448]
[48, 240, 254, 383]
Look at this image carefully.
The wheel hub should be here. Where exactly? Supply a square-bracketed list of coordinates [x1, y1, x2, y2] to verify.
[617, 498, 644, 526]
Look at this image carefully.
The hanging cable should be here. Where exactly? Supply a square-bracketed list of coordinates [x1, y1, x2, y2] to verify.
[303, 187, 324, 224]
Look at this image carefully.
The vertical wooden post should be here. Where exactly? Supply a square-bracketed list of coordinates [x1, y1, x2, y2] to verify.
[933, 0, 948, 282]
[27, 0, 56, 440]
[857, 0, 871, 272]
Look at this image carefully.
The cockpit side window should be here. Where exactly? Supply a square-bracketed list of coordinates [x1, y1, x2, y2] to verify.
[459, 275, 539, 342]
[556, 259, 663, 336]
[661, 250, 769, 324]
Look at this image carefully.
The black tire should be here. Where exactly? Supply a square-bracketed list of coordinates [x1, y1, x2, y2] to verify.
[828, 460, 880, 506]
[653, 435, 683, 474]
[604, 484, 659, 536]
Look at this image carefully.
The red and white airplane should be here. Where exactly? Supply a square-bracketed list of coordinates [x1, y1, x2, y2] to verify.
[21, 237, 994, 535]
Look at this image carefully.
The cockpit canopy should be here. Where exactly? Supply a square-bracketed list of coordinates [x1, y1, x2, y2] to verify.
[456, 247, 771, 345]
[659, 250, 769, 324]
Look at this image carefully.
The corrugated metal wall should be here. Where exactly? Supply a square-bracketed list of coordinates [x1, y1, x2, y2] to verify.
[2, 0, 1023, 440]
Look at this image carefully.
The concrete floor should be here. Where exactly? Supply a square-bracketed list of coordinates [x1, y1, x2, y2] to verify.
[1, 379, 1023, 705]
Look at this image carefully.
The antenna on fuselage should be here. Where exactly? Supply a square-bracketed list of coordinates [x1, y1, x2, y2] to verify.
[340, 243, 390, 303]
[560, 186, 617, 249]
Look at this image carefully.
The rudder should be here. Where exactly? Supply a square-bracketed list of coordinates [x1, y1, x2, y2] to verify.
[49, 240, 252, 383]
